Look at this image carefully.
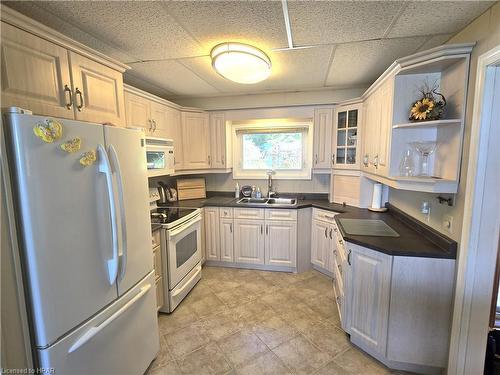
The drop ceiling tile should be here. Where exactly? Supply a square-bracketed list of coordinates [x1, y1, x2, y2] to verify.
[123, 73, 176, 100]
[128, 61, 219, 97]
[417, 34, 453, 52]
[4, 1, 137, 62]
[287, 1, 404, 46]
[163, 1, 288, 52]
[180, 46, 334, 93]
[387, 1, 495, 38]
[326, 37, 427, 87]
[6, 1, 203, 61]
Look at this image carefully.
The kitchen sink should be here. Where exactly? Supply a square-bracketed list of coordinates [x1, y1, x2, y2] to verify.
[236, 198, 268, 205]
[236, 197, 297, 207]
[267, 198, 296, 205]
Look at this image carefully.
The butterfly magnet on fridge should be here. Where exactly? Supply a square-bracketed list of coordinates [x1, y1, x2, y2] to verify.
[33, 118, 63, 143]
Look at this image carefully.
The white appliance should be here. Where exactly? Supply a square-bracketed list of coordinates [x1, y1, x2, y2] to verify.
[3, 108, 159, 374]
[149, 193, 202, 313]
[145, 137, 174, 177]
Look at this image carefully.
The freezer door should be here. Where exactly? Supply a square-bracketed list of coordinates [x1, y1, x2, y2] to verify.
[38, 271, 159, 375]
[3, 113, 119, 348]
[103, 126, 153, 295]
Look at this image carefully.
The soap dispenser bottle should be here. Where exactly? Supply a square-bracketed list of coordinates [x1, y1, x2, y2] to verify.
[235, 182, 240, 198]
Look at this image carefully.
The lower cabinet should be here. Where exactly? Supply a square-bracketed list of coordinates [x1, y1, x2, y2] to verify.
[311, 219, 330, 269]
[204, 207, 220, 261]
[204, 207, 297, 270]
[348, 244, 392, 356]
[340, 241, 455, 373]
[265, 221, 297, 267]
[234, 219, 265, 265]
[219, 217, 234, 262]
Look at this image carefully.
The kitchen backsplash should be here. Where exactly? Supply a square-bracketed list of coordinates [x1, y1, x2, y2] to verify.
[149, 173, 331, 194]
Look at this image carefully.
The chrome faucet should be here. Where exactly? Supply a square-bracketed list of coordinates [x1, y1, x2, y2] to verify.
[267, 170, 276, 198]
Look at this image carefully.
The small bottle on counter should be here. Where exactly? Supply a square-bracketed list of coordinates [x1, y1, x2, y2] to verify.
[251, 185, 256, 198]
[235, 182, 240, 198]
[256, 187, 262, 198]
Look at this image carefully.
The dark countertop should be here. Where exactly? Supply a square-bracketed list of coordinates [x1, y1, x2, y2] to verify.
[151, 223, 162, 232]
[156, 196, 457, 260]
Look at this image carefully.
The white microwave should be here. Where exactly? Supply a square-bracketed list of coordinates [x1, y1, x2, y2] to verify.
[145, 137, 174, 177]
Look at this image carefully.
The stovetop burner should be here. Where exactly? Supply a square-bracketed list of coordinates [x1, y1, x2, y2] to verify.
[150, 207, 198, 225]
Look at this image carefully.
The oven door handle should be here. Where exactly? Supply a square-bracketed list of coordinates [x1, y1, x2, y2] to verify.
[171, 266, 201, 298]
[168, 214, 201, 238]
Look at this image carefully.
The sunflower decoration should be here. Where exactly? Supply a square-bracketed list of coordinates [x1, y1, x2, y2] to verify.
[409, 81, 446, 122]
[410, 98, 435, 121]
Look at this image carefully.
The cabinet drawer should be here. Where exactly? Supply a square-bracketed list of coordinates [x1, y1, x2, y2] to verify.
[152, 229, 161, 249]
[332, 225, 347, 259]
[155, 277, 164, 311]
[234, 208, 265, 220]
[219, 207, 233, 218]
[153, 247, 162, 279]
[265, 209, 297, 221]
[312, 208, 338, 223]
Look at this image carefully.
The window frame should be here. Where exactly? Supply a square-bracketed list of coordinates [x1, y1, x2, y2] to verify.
[231, 119, 313, 180]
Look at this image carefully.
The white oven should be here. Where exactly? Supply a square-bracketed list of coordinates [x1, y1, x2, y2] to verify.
[159, 209, 202, 313]
[145, 137, 174, 177]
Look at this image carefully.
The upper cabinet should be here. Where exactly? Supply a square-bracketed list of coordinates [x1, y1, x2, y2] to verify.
[181, 111, 210, 170]
[313, 108, 334, 170]
[69, 52, 125, 125]
[359, 44, 474, 193]
[333, 103, 362, 169]
[1, 10, 128, 126]
[209, 112, 227, 169]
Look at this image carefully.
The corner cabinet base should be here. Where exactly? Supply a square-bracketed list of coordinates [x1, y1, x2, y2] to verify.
[351, 341, 445, 375]
[203, 260, 296, 273]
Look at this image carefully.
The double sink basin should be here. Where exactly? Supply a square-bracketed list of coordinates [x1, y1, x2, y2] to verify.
[236, 197, 297, 207]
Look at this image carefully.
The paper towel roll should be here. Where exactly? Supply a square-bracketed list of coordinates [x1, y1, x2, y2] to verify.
[371, 183, 383, 209]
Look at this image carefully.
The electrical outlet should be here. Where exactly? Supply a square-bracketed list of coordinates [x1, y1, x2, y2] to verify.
[443, 215, 453, 234]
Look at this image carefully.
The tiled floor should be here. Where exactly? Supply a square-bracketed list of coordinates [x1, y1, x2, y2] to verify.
[147, 266, 399, 375]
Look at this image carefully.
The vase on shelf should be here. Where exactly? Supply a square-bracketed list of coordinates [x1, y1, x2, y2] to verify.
[410, 141, 438, 177]
[399, 148, 415, 177]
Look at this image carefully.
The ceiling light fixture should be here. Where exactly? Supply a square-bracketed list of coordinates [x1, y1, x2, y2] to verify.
[210, 42, 271, 84]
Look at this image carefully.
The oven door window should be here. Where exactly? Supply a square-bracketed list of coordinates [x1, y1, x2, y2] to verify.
[147, 151, 165, 170]
[175, 230, 197, 268]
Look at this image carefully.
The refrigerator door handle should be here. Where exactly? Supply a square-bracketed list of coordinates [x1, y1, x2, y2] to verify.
[67, 283, 152, 353]
[108, 144, 128, 281]
[97, 144, 119, 285]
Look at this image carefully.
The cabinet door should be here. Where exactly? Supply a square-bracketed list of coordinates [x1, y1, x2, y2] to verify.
[209, 112, 226, 169]
[348, 244, 392, 355]
[265, 221, 297, 267]
[219, 218, 234, 262]
[311, 220, 329, 269]
[313, 108, 334, 169]
[150, 101, 169, 138]
[233, 219, 265, 265]
[1, 23, 73, 119]
[204, 207, 220, 261]
[124, 91, 151, 132]
[166, 107, 184, 170]
[333, 104, 362, 169]
[376, 80, 393, 176]
[69, 52, 125, 126]
[181, 111, 210, 169]
[361, 97, 373, 172]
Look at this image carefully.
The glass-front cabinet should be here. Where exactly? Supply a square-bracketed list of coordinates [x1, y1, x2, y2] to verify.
[333, 103, 362, 169]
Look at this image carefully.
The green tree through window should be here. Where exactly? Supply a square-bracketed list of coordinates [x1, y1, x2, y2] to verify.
[242, 132, 302, 170]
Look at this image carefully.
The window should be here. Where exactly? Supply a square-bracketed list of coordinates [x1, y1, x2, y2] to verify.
[232, 119, 312, 179]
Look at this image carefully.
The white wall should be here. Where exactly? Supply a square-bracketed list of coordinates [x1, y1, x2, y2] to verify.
[388, 2, 500, 242]
[171, 87, 366, 110]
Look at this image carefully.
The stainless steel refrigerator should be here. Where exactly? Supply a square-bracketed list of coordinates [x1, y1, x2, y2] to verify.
[3, 108, 159, 374]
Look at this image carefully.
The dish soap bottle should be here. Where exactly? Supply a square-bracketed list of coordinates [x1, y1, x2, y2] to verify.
[256, 187, 262, 199]
[235, 182, 240, 198]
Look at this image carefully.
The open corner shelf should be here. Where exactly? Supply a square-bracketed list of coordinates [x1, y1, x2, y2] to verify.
[392, 119, 462, 129]
[363, 172, 458, 194]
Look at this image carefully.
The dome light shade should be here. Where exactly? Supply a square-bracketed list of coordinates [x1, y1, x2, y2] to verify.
[211, 42, 271, 84]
